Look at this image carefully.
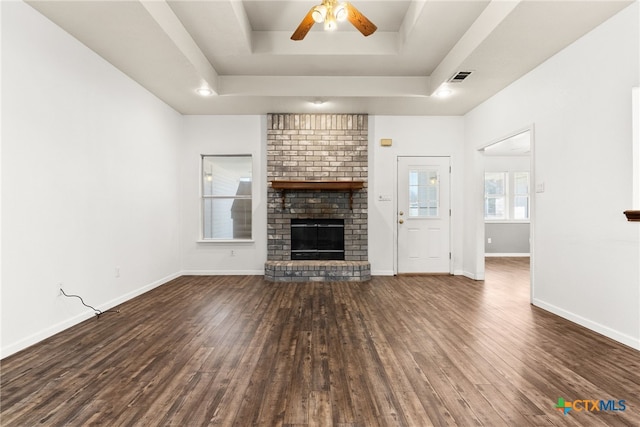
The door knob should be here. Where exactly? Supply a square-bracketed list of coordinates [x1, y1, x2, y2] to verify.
[399, 211, 404, 216]
[399, 219, 404, 224]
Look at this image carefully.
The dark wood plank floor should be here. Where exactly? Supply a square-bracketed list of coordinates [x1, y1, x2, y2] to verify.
[2, 258, 639, 426]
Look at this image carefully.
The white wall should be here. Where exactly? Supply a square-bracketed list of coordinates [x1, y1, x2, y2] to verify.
[464, 3, 640, 349]
[369, 116, 465, 275]
[180, 115, 465, 276]
[180, 116, 267, 274]
[182, 115, 466, 276]
[1, 2, 183, 357]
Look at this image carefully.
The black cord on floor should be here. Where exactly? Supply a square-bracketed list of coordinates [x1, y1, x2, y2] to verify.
[60, 288, 120, 318]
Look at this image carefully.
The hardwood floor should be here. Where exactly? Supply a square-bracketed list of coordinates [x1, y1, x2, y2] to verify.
[2, 258, 639, 426]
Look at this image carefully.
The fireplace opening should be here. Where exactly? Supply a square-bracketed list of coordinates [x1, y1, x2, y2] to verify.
[291, 219, 345, 260]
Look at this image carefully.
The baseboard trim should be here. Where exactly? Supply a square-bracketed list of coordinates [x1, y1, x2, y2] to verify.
[181, 270, 264, 276]
[1, 272, 181, 359]
[1, 311, 97, 361]
[463, 271, 485, 281]
[485, 253, 530, 257]
[372, 270, 395, 276]
[102, 271, 182, 310]
[371, 270, 466, 277]
[532, 298, 640, 351]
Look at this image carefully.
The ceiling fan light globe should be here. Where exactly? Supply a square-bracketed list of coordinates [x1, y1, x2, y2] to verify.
[312, 5, 327, 23]
[334, 3, 348, 22]
[324, 15, 337, 31]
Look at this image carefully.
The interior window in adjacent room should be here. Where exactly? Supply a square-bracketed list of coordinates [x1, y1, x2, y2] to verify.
[513, 171, 530, 220]
[484, 172, 507, 220]
[484, 171, 530, 221]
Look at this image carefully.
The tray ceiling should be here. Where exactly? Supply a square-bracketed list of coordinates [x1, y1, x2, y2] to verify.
[26, 0, 634, 115]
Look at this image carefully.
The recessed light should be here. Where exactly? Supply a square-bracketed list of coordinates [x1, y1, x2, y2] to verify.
[196, 87, 213, 96]
[312, 99, 325, 106]
[435, 88, 453, 98]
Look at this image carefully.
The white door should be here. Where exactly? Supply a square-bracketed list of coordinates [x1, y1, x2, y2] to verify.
[397, 156, 451, 274]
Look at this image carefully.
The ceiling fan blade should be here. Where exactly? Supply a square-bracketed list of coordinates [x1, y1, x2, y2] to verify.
[291, 8, 316, 41]
[346, 2, 377, 37]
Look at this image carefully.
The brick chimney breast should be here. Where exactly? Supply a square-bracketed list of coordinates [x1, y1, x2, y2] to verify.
[266, 114, 368, 263]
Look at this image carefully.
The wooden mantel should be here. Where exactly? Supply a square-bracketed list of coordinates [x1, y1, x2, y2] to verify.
[624, 210, 640, 221]
[271, 180, 364, 191]
[270, 180, 365, 209]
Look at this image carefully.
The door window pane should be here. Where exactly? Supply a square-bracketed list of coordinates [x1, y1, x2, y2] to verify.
[409, 169, 439, 217]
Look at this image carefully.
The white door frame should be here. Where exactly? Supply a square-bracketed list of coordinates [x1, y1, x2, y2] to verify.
[477, 125, 535, 302]
[394, 155, 452, 275]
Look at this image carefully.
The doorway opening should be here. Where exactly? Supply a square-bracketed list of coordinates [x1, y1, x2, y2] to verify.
[479, 129, 533, 300]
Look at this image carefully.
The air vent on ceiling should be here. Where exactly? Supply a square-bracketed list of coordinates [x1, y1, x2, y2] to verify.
[448, 71, 473, 83]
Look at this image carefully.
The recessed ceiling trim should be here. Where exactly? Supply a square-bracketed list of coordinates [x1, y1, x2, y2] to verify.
[428, 0, 521, 95]
[229, 0, 253, 50]
[220, 76, 430, 97]
[24, 0, 633, 115]
[252, 31, 399, 55]
[141, 0, 219, 94]
[398, 0, 428, 51]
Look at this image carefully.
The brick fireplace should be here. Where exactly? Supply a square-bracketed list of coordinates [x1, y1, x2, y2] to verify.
[264, 113, 370, 281]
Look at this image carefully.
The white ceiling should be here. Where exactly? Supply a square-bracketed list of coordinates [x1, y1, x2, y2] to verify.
[483, 130, 530, 156]
[26, 0, 633, 115]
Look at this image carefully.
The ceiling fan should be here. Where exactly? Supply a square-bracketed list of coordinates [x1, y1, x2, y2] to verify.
[291, 0, 377, 41]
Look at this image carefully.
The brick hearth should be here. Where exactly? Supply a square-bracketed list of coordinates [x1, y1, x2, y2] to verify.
[264, 261, 371, 282]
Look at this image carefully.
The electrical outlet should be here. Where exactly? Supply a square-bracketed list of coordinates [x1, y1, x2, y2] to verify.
[230, 250, 236, 257]
[57, 283, 63, 296]
[487, 238, 492, 244]
[115, 267, 120, 278]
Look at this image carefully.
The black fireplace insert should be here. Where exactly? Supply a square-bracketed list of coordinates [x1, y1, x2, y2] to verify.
[291, 219, 345, 260]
